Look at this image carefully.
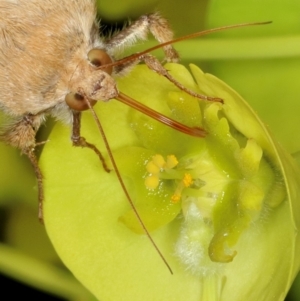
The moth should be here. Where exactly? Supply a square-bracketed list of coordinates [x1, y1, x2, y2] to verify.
[0, 0, 269, 272]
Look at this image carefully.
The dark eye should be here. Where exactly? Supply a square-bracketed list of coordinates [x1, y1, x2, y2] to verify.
[65, 92, 96, 111]
[87, 49, 113, 74]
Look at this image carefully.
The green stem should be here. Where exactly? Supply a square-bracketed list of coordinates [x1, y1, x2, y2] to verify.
[0, 243, 94, 301]
[127, 36, 300, 60]
[176, 36, 300, 60]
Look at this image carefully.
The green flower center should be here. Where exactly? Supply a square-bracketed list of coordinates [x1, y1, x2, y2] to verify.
[114, 65, 286, 275]
[145, 154, 196, 203]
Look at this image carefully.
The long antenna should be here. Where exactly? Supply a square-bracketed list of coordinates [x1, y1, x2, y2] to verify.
[101, 21, 272, 69]
[84, 97, 173, 274]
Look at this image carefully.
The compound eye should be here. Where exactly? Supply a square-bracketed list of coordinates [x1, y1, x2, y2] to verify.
[87, 48, 113, 74]
[65, 92, 96, 111]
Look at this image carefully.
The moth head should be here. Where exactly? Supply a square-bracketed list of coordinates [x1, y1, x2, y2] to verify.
[65, 48, 118, 111]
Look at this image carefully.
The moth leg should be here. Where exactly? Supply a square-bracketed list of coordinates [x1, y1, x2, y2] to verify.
[71, 111, 110, 172]
[141, 54, 223, 102]
[105, 13, 179, 63]
[106, 14, 222, 102]
[24, 146, 44, 222]
[1, 114, 45, 221]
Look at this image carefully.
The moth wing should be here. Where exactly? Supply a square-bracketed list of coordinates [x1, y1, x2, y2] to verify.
[0, 0, 99, 117]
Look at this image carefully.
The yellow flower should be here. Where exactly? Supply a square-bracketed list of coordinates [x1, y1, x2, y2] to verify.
[41, 64, 300, 301]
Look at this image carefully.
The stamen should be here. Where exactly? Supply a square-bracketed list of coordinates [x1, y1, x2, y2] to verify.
[152, 154, 166, 168]
[171, 194, 181, 203]
[183, 173, 193, 187]
[146, 161, 161, 174]
[171, 173, 193, 203]
[145, 175, 160, 189]
[166, 155, 178, 169]
[145, 154, 195, 204]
